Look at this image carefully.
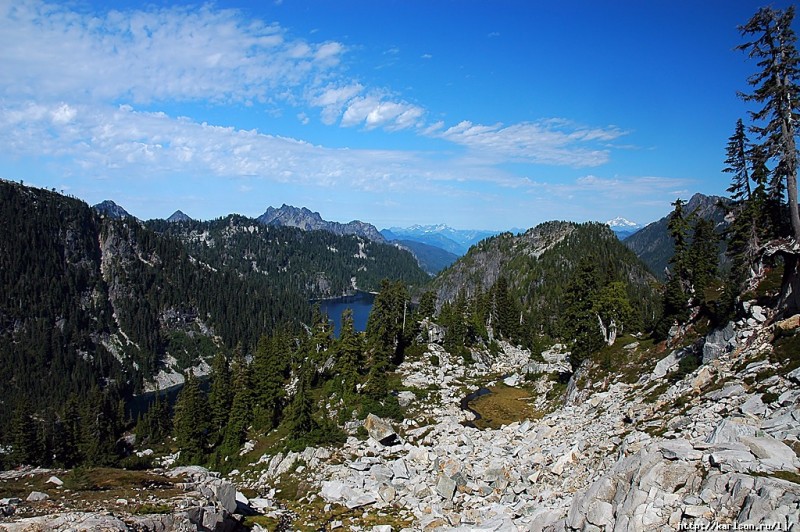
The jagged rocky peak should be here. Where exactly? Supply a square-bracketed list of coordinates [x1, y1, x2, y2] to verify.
[256, 203, 386, 243]
[93, 200, 134, 219]
[167, 210, 192, 223]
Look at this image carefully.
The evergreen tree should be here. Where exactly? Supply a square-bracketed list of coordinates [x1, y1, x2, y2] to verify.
[310, 304, 334, 362]
[365, 279, 409, 367]
[80, 387, 122, 466]
[172, 372, 209, 464]
[207, 350, 232, 442]
[492, 276, 520, 341]
[667, 199, 691, 283]
[334, 309, 362, 399]
[738, 6, 800, 241]
[287, 367, 316, 441]
[416, 290, 437, 321]
[136, 390, 171, 445]
[738, 6, 800, 312]
[688, 218, 720, 302]
[9, 400, 37, 466]
[253, 333, 287, 431]
[220, 350, 253, 455]
[61, 394, 83, 467]
[724, 118, 753, 202]
[562, 257, 603, 370]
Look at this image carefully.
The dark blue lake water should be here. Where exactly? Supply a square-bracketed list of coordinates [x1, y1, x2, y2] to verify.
[317, 291, 375, 337]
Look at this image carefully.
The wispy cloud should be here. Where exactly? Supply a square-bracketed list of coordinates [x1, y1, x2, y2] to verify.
[0, 0, 424, 132]
[432, 120, 628, 167]
[0, 100, 435, 189]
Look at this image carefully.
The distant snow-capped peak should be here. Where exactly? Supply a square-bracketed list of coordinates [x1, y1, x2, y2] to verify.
[605, 216, 640, 228]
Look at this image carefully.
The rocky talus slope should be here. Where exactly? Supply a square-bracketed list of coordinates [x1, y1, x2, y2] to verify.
[240, 305, 799, 531]
[1, 304, 799, 531]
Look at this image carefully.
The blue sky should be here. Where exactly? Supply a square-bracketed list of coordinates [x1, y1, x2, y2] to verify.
[0, 0, 795, 230]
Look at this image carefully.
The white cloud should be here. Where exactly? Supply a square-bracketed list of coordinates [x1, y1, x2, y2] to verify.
[341, 95, 425, 130]
[310, 83, 364, 124]
[0, 1, 337, 106]
[52, 104, 77, 124]
[433, 120, 627, 167]
[0, 100, 434, 189]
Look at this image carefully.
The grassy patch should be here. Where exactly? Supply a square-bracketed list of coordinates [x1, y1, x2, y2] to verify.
[643, 382, 669, 404]
[132, 502, 172, 514]
[467, 383, 543, 430]
[0, 467, 184, 518]
[589, 335, 662, 385]
[242, 515, 282, 530]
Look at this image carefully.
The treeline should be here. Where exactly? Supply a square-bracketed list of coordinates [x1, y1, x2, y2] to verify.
[1, 278, 417, 470]
[657, 4, 800, 337]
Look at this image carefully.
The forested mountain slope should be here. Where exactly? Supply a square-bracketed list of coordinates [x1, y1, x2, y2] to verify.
[0, 181, 312, 427]
[0, 180, 428, 437]
[432, 221, 660, 342]
[624, 193, 729, 279]
[147, 215, 429, 298]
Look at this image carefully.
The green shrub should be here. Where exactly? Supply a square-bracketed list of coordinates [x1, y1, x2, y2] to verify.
[761, 392, 780, 404]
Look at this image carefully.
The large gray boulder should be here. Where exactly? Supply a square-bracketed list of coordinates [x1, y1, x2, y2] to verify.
[702, 322, 736, 364]
[364, 413, 399, 446]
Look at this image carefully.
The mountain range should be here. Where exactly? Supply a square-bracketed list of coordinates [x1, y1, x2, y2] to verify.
[257, 204, 386, 243]
[0, 180, 428, 428]
[89, 194, 734, 283]
[381, 225, 500, 256]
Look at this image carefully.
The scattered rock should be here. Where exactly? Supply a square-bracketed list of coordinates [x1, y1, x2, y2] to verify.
[25, 491, 49, 502]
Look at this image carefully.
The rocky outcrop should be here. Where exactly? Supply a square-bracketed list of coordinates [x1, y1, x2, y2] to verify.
[257, 204, 386, 243]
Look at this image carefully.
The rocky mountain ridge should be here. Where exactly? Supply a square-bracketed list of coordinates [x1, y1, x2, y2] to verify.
[258, 204, 386, 243]
[432, 221, 660, 339]
[93, 200, 134, 220]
